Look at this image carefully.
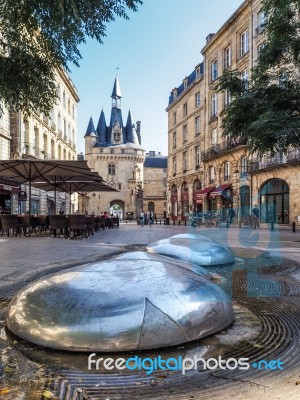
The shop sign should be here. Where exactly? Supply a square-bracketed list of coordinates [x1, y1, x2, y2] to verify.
[18, 190, 27, 201]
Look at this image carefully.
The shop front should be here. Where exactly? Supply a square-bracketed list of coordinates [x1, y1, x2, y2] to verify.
[193, 180, 202, 214]
[193, 186, 216, 214]
[170, 185, 178, 221]
[0, 181, 20, 214]
[210, 184, 233, 220]
[181, 182, 189, 221]
[260, 179, 289, 224]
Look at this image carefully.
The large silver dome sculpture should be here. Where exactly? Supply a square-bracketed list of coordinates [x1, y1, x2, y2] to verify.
[147, 235, 235, 266]
[115, 251, 214, 280]
[6, 259, 233, 352]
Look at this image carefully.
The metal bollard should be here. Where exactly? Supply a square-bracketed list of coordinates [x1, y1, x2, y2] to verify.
[184, 219, 186, 226]
[292, 222, 296, 232]
[179, 220, 181, 225]
[271, 221, 274, 231]
[160, 220, 161, 225]
[173, 220, 175, 226]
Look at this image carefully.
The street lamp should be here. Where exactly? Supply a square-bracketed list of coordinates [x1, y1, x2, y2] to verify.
[233, 169, 241, 228]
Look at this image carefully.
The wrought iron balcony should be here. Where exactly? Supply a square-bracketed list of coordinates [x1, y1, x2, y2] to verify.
[202, 137, 247, 161]
[248, 149, 300, 173]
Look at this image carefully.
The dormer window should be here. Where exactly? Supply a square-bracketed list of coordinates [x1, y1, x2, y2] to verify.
[183, 78, 188, 90]
[114, 132, 120, 142]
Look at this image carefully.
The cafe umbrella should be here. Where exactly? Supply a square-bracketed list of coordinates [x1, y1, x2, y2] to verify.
[0, 159, 106, 234]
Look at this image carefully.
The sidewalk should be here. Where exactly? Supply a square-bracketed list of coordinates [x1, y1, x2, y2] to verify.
[1, 223, 300, 400]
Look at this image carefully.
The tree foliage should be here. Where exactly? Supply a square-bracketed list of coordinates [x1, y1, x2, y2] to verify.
[0, 0, 142, 116]
[218, 0, 300, 154]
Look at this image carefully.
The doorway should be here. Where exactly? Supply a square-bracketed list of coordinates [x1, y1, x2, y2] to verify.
[260, 179, 289, 224]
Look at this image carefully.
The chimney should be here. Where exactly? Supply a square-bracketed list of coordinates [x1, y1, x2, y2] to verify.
[206, 33, 215, 43]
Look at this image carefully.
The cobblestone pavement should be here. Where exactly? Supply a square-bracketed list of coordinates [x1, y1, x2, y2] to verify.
[0, 222, 300, 399]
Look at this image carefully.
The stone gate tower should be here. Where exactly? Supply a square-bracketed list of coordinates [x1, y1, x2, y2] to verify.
[84, 77, 146, 219]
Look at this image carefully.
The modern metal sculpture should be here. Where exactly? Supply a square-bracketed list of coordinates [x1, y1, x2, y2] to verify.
[115, 251, 214, 280]
[147, 235, 235, 266]
[6, 259, 233, 352]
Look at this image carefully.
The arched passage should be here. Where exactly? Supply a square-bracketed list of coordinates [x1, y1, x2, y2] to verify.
[110, 199, 125, 220]
[260, 179, 289, 224]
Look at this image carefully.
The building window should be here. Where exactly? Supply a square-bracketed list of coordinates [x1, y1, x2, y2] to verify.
[257, 10, 266, 34]
[119, 183, 122, 190]
[196, 66, 201, 78]
[224, 45, 232, 69]
[99, 148, 103, 153]
[195, 116, 201, 135]
[110, 149, 114, 154]
[209, 166, 215, 184]
[183, 102, 188, 117]
[195, 92, 201, 107]
[183, 79, 188, 90]
[173, 112, 177, 125]
[183, 152, 188, 172]
[241, 69, 249, 89]
[241, 157, 248, 177]
[183, 124, 187, 142]
[173, 156, 177, 175]
[212, 93, 218, 117]
[63, 91, 66, 107]
[224, 89, 231, 106]
[211, 129, 218, 145]
[240, 30, 249, 56]
[258, 42, 266, 55]
[224, 162, 230, 181]
[211, 59, 218, 81]
[173, 132, 177, 148]
[108, 164, 115, 175]
[195, 146, 200, 167]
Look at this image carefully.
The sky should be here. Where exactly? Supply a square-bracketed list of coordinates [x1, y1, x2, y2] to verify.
[70, 0, 244, 156]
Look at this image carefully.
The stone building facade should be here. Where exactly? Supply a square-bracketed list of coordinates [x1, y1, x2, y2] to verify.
[84, 78, 146, 219]
[143, 151, 168, 219]
[167, 0, 299, 225]
[0, 69, 79, 215]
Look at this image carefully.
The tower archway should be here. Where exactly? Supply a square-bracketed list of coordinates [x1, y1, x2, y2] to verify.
[110, 199, 125, 220]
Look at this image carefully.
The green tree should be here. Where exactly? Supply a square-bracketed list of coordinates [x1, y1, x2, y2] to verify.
[218, 0, 300, 154]
[0, 0, 142, 116]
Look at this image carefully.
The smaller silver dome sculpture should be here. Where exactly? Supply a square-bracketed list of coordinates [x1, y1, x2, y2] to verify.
[147, 235, 235, 266]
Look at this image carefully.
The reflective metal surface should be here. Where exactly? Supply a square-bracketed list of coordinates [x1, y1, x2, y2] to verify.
[147, 236, 235, 266]
[115, 251, 213, 279]
[6, 259, 233, 352]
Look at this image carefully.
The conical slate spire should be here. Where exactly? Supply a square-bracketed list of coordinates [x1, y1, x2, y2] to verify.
[84, 117, 96, 137]
[96, 109, 107, 145]
[126, 110, 139, 144]
[111, 77, 122, 99]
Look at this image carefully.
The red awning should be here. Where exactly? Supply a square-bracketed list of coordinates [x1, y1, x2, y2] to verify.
[0, 184, 19, 193]
[210, 184, 231, 197]
[194, 186, 216, 199]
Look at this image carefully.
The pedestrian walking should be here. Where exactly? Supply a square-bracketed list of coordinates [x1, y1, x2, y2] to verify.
[228, 205, 235, 225]
[140, 209, 145, 227]
[148, 210, 154, 227]
[252, 204, 259, 229]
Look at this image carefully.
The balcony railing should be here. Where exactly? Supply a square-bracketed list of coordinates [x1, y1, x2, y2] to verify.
[248, 149, 300, 173]
[202, 137, 247, 161]
[209, 178, 215, 184]
[22, 143, 51, 159]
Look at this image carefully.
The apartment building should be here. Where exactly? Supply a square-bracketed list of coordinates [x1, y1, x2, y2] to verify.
[167, 0, 298, 225]
[143, 151, 168, 219]
[1, 69, 79, 214]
